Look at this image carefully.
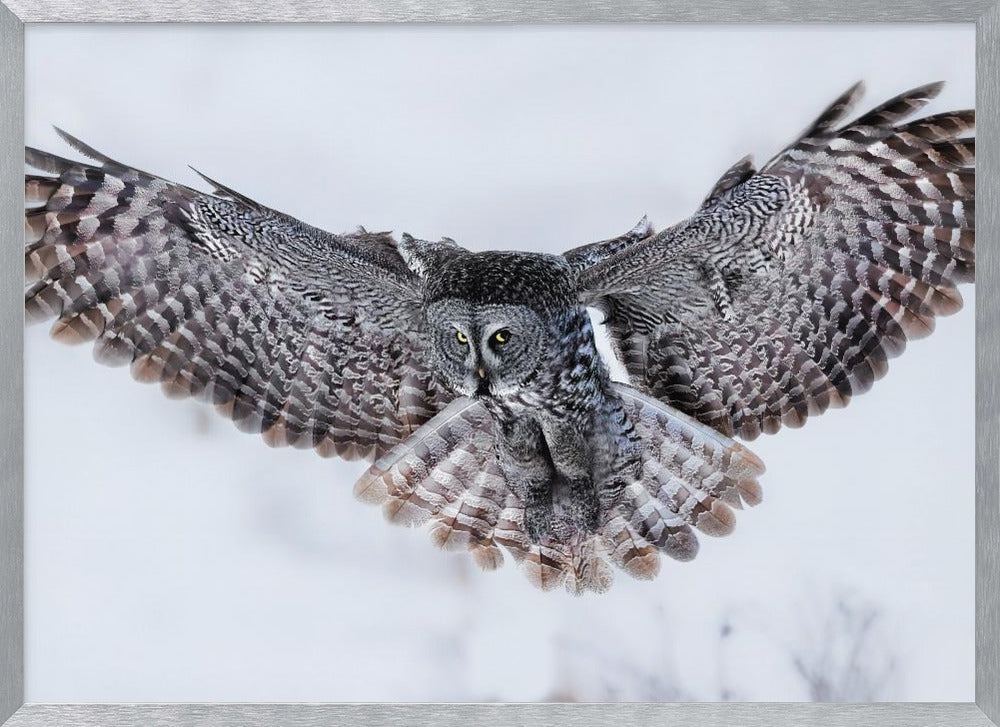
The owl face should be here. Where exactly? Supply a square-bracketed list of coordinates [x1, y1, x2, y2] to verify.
[426, 299, 544, 398]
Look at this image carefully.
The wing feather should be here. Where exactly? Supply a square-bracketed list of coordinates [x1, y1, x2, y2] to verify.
[357, 387, 764, 594]
[570, 82, 974, 439]
[25, 137, 452, 461]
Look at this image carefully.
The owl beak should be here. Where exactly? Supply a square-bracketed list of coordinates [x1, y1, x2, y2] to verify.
[474, 366, 490, 397]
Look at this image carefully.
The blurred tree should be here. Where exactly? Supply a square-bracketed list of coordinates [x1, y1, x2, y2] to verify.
[788, 591, 898, 701]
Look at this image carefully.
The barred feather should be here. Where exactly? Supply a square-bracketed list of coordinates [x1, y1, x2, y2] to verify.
[572, 82, 974, 439]
[356, 387, 764, 594]
[24, 132, 452, 461]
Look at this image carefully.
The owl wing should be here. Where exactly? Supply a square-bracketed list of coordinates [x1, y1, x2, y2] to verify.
[25, 131, 453, 461]
[568, 82, 974, 439]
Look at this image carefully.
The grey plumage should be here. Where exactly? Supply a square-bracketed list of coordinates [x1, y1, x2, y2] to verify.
[25, 130, 451, 461]
[24, 82, 974, 593]
[573, 81, 974, 440]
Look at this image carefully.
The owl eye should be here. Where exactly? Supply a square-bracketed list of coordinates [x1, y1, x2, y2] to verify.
[492, 329, 511, 345]
[455, 330, 469, 345]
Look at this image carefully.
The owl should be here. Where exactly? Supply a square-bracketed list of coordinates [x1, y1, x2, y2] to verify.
[25, 81, 974, 593]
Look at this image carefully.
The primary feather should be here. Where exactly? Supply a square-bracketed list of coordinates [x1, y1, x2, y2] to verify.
[25, 131, 451, 461]
[571, 81, 975, 439]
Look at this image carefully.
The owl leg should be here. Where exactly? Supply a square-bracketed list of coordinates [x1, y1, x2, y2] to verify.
[542, 421, 599, 534]
[523, 479, 555, 544]
[495, 418, 555, 543]
[562, 475, 599, 534]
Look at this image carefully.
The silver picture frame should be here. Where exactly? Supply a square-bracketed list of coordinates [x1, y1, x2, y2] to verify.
[1, 2, 997, 725]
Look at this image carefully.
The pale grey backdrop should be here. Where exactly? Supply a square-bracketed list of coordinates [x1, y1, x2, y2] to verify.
[23, 24, 975, 703]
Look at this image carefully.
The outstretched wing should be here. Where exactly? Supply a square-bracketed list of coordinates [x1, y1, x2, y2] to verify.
[25, 131, 453, 460]
[569, 82, 974, 439]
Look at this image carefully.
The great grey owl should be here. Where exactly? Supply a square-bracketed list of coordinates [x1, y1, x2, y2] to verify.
[25, 82, 975, 593]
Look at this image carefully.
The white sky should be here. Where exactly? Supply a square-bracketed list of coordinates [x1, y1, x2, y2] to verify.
[24, 24, 975, 702]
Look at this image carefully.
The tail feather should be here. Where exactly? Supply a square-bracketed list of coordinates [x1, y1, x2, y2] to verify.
[356, 385, 765, 594]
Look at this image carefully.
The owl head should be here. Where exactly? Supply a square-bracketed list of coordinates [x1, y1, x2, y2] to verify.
[401, 236, 578, 399]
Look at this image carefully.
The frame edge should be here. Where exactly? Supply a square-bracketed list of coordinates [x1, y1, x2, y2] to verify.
[0, 1, 24, 725]
[2, 703, 1000, 727]
[1, 2, 997, 725]
[976, 1, 1000, 725]
[0, 0, 997, 23]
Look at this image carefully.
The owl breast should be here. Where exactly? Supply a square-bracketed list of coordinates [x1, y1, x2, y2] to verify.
[480, 304, 641, 543]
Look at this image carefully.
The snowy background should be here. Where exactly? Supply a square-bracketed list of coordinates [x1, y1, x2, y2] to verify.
[24, 24, 975, 702]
